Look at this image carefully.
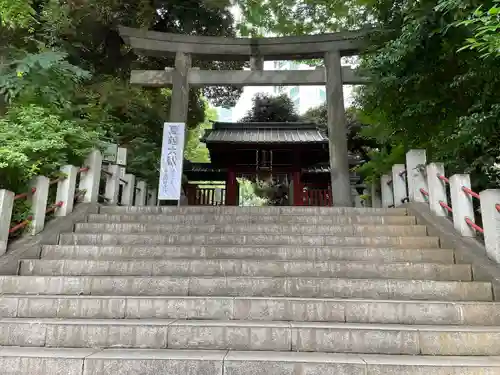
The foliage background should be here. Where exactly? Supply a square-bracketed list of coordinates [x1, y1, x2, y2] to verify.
[0, 0, 241, 226]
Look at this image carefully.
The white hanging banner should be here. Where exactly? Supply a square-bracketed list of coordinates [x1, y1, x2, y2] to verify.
[158, 122, 185, 200]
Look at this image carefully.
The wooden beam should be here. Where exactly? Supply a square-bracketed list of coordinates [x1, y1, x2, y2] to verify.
[130, 67, 367, 87]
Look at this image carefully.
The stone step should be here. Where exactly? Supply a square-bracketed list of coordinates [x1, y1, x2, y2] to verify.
[1, 318, 500, 355]
[167, 320, 500, 355]
[19, 259, 471, 281]
[0, 276, 491, 301]
[87, 213, 417, 225]
[4, 295, 500, 325]
[0, 347, 96, 375]
[41, 245, 456, 263]
[74, 222, 428, 236]
[222, 352, 500, 375]
[3, 348, 500, 375]
[99, 206, 408, 216]
[59, 233, 440, 248]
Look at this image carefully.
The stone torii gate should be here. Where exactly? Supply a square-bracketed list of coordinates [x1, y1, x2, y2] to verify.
[119, 27, 368, 207]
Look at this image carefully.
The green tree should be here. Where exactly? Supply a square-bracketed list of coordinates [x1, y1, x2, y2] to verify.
[302, 104, 378, 161]
[0, 0, 35, 29]
[240, 93, 300, 122]
[353, 0, 500, 190]
[0, 0, 244, 231]
[1, 0, 244, 186]
[235, 0, 363, 36]
[456, 2, 500, 58]
[185, 102, 216, 163]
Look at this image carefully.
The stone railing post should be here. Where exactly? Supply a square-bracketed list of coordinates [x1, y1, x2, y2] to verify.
[148, 189, 158, 206]
[121, 174, 136, 206]
[79, 149, 102, 203]
[0, 190, 15, 255]
[371, 183, 382, 208]
[29, 176, 50, 234]
[55, 165, 78, 216]
[104, 164, 120, 204]
[449, 174, 475, 237]
[406, 149, 427, 202]
[426, 163, 449, 217]
[480, 190, 500, 263]
[116, 147, 128, 206]
[352, 188, 363, 208]
[380, 174, 394, 207]
[392, 164, 407, 207]
[135, 180, 147, 206]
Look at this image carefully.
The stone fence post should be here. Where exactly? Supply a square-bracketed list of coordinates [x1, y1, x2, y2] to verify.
[449, 174, 476, 237]
[406, 149, 427, 203]
[148, 189, 158, 206]
[426, 163, 449, 217]
[135, 181, 147, 206]
[122, 174, 136, 206]
[0, 190, 14, 255]
[79, 149, 102, 204]
[480, 190, 500, 263]
[55, 165, 78, 217]
[391, 164, 407, 207]
[29, 176, 50, 234]
[380, 175, 394, 207]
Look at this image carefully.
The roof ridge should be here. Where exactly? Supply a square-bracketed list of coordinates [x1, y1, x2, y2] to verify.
[213, 122, 322, 130]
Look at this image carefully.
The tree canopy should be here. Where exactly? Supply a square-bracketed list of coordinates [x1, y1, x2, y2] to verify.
[302, 104, 378, 162]
[0, 0, 242, 224]
[0, 0, 243, 187]
[240, 93, 300, 122]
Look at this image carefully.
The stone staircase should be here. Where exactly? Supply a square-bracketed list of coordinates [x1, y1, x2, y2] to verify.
[2, 206, 500, 374]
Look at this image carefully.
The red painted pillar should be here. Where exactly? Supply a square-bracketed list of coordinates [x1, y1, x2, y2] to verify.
[226, 169, 237, 206]
[292, 171, 303, 206]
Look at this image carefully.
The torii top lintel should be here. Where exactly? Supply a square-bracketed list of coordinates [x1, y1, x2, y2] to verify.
[118, 26, 369, 60]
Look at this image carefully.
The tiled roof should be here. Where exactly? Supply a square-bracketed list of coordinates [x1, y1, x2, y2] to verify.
[202, 122, 327, 144]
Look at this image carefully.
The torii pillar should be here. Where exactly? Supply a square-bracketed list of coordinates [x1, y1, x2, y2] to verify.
[325, 51, 352, 207]
[169, 52, 191, 124]
[161, 52, 191, 206]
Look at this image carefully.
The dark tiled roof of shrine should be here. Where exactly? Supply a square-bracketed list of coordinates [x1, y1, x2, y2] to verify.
[202, 122, 327, 144]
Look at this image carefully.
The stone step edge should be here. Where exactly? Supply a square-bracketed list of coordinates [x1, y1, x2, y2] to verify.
[5, 295, 500, 325]
[81, 220, 418, 227]
[3, 275, 487, 283]
[5, 294, 498, 304]
[62, 233, 438, 240]
[74, 223, 428, 231]
[20, 259, 470, 280]
[3, 318, 500, 332]
[21, 258, 467, 267]
[43, 244, 453, 250]
[1, 347, 500, 368]
[99, 207, 408, 214]
[86, 215, 418, 222]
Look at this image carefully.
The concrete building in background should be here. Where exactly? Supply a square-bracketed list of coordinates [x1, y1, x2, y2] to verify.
[215, 60, 354, 121]
[216, 107, 234, 122]
[272, 60, 326, 115]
